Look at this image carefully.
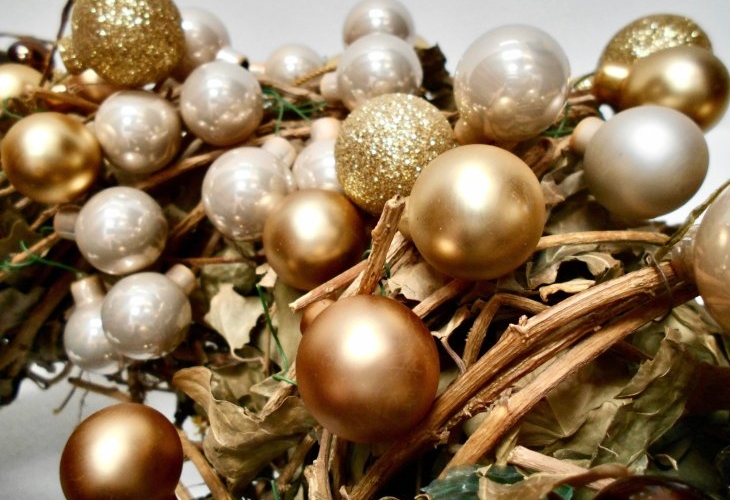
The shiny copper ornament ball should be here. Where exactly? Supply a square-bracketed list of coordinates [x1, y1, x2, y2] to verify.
[263, 189, 369, 291]
[593, 14, 712, 107]
[296, 294, 440, 443]
[59, 403, 183, 500]
[1, 112, 101, 204]
[335, 93, 455, 214]
[60, 0, 185, 87]
[408, 144, 545, 281]
[619, 45, 730, 130]
[299, 299, 335, 333]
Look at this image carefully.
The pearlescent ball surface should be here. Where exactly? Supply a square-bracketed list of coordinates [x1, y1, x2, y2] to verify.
[335, 93, 455, 214]
[94, 90, 181, 174]
[583, 106, 708, 221]
[342, 0, 415, 45]
[174, 7, 230, 80]
[454, 24, 570, 143]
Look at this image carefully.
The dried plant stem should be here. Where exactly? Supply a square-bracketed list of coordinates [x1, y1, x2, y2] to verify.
[355, 196, 405, 296]
[66, 377, 132, 403]
[348, 262, 692, 500]
[133, 150, 227, 191]
[0, 231, 62, 283]
[32, 87, 99, 112]
[178, 429, 235, 500]
[258, 74, 326, 101]
[0, 185, 15, 197]
[276, 433, 318, 494]
[412, 278, 472, 319]
[445, 281, 696, 471]
[506, 446, 614, 490]
[175, 483, 195, 500]
[167, 200, 208, 247]
[535, 230, 670, 252]
[305, 430, 334, 500]
[0, 270, 73, 373]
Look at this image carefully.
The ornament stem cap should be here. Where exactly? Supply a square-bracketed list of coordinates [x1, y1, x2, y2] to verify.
[165, 264, 197, 295]
[570, 116, 604, 156]
[54, 206, 80, 240]
[70, 275, 106, 305]
[319, 72, 339, 102]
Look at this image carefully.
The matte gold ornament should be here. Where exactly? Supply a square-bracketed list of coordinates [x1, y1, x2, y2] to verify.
[335, 93, 455, 214]
[0, 63, 41, 102]
[59, 403, 183, 500]
[60, 0, 185, 87]
[1, 112, 101, 204]
[593, 14, 712, 107]
[408, 144, 545, 281]
[619, 45, 730, 130]
[263, 189, 368, 291]
[296, 294, 440, 443]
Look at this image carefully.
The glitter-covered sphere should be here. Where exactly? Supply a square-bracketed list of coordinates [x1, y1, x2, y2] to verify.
[335, 93, 455, 214]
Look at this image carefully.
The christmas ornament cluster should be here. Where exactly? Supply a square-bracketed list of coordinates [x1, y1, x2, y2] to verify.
[2, 0, 730, 499]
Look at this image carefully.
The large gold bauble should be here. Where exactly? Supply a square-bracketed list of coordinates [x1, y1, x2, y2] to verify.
[619, 45, 730, 130]
[408, 144, 545, 281]
[59, 403, 183, 500]
[593, 14, 712, 106]
[60, 0, 185, 87]
[1, 112, 101, 204]
[0, 63, 41, 102]
[335, 93, 455, 214]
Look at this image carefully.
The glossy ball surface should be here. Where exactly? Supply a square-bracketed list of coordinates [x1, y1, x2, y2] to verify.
[101, 270, 192, 359]
[342, 0, 415, 45]
[328, 33, 422, 110]
[202, 146, 294, 241]
[454, 24, 570, 143]
[1, 112, 101, 204]
[619, 45, 730, 130]
[74, 187, 168, 275]
[94, 90, 182, 174]
[583, 106, 708, 221]
[265, 44, 322, 85]
[263, 189, 368, 291]
[593, 475, 711, 500]
[0, 63, 42, 101]
[180, 61, 263, 146]
[63, 0, 185, 87]
[174, 7, 230, 80]
[335, 93, 455, 214]
[694, 186, 730, 334]
[59, 403, 183, 500]
[296, 294, 440, 443]
[409, 144, 545, 281]
[64, 276, 123, 375]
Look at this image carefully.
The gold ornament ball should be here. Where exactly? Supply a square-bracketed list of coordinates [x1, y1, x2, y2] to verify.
[62, 0, 185, 87]
[408, 144, 545, 281]
[1, 112, 101, 204]
[60, 403, 183, 500]
[335, 93, 455, 214]
[619, 45, 730, 130]
[263, 189, 369, 291]
[0, 63, 42, 102]
[594, 14, 712, 106]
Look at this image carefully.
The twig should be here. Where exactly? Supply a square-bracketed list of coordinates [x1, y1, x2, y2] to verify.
[412, 279, 472, 319]
[535, 230, 670, 252]
[167, 200, 208, 247]
[354, 196, 405, 296]
[444, 281, 696, 471]
[276, 433, 318, 494]
[178, 429, 235, 500]
[0, 231, 62, 283]
[304, 430, 334, 500]
[32, 87, 99, 112]
[175, 483, 195, 500]
[347, 262, 693, 500]
[66, 377, 132, 403]
[133, 149, 228, 191]
[506, 446, 614, 490]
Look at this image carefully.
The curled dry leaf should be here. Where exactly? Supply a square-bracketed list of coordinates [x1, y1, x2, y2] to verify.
[204, 283, 263, 353]
[386, 259, 449, 302]
[173, 366, 317, 487]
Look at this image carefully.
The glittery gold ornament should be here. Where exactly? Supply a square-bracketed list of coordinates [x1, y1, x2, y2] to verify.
[335, 93, 455, 214]
[593, 14, 712, 106]
[60, 0, 185, 87]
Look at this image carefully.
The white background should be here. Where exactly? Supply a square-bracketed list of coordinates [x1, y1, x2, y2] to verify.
[1, 1, 729, 498]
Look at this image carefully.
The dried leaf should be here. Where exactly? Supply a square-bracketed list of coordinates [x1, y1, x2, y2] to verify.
[204, 284, 263, 352]
[269, 280, 303, 368]
[173, 367, 316, 486]
[0, 286, 44, 337]
[593, 332, 697, 468]
[386, 260, 448, 301]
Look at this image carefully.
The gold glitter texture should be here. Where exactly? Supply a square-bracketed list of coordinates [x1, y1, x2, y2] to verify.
[599, 14, 711, 67]
[65, 0, 185, 87]
[335, 93, 455, 214]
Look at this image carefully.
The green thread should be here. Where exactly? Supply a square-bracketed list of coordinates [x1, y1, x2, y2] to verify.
[272, 373, 297, 386]
[263, 87, 326, 135]
[1, 240, 84, 277]
[2, 98, 26, 120]
[255, 284, 290, 371]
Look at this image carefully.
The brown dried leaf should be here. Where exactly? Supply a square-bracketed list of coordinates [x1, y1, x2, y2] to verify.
[173, 366, 316, 485]
[204, 284, 263, 353]
[386, 260, 448, 302]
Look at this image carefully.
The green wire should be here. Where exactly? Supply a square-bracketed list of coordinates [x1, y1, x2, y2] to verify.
[255, 284, 290, 372]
